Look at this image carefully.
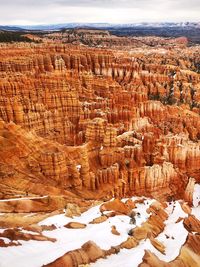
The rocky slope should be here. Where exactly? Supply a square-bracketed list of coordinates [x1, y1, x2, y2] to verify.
[0, 39, 199, 203]
[40, 29, 188, 49]
[0, 196, 199, 267]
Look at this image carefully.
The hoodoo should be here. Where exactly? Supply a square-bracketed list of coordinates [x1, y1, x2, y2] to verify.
[0, 21, 199, 267]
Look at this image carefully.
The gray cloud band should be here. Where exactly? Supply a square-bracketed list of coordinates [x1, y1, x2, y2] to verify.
[0, 0, 199, 24]
[0, 0, 199, 8]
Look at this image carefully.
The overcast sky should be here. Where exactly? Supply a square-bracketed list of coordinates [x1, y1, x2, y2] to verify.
[0, 0, 199, 25]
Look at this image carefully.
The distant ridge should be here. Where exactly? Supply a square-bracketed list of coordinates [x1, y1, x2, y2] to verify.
[0, 22, 199, 31]
[0, 25, 24, 31]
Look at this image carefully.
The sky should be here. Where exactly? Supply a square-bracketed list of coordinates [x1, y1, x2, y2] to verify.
[0, 0, 199, 25]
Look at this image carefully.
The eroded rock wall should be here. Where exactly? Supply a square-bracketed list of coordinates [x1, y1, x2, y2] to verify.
[0, 41, 199, 201]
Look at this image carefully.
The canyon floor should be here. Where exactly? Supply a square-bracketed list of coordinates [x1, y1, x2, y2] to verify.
[0, 29, 200, 266]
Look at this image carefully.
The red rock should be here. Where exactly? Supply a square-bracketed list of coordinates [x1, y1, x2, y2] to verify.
[0, 39, 199, 206]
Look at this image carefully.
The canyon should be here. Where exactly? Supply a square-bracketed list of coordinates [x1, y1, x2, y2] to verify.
[0, 30, 199, 266]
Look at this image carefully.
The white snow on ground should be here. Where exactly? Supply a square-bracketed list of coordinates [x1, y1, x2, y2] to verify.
[133, 198, 154, 227]
[165, 201, 188, 223]
[192, 206, 200, 220]
[193, 183, 200, 208]
[92, 240, 156, 267]
[192, 183, 200, 220]
[39, 213, 72, 228]
[0, 197, 195, 267]
[0, 229, 7, 233]
[154, 201, 188, 262]
[92, 237, 177, 267]
[155, 221, 188, 261]
[0, 196, 48, 202]
[93, 200, 189, 267]
[20, 229, 40, 235]
[0, 238, 10, 244]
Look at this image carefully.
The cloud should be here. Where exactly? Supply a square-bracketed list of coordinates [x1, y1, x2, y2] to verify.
[0, 0, 151, 7]
[1, 0, 199, 9]
[0, 0, 199, 25]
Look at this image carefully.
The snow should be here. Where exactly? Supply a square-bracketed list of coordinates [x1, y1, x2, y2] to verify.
[192, 206, 200, 220]
[165, 201, 188, 223]
[76, 165, 81, 171]
[92, 240, 151, 267]
[0, 198, 191, 267]
[133, 199, 154, 226]
[20, 229, 39, 235]
[155, 221, 188, 261]
[0, 238, 10, 244]
[192, 184, 200, 220]
[93, 201, 189, 267]
[0, 205, 131, 267]
[39, 213, 71, 228]
[39, 204, 102, 226]
[151, 201, 188, 262]
[0, 240, 58, 267]
[193, 183, 200, 208]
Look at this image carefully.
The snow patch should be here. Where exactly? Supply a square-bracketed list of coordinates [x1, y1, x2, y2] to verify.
[0, 198, 191, 267]
[193, 183, 200, 208]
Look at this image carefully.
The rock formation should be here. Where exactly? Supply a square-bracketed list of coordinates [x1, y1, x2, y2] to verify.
[44, 241, 105, 267]
[0, 32, 200, 267]
[0, 38, 199, 204]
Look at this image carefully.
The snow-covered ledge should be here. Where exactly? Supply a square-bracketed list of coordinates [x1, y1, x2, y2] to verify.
[192, 183, 200, 220]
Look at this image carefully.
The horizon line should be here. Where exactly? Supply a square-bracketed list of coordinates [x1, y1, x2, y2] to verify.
[1, 21, 200, 27]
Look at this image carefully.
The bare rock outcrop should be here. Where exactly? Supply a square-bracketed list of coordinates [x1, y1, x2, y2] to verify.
[43, 241, 105, 267]
[0, 39, 199, 206]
